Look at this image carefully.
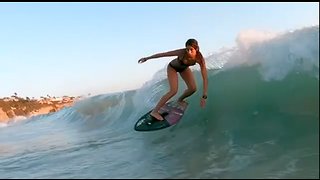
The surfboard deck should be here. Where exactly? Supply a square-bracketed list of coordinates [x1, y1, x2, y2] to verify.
[134, 101, 188, 132]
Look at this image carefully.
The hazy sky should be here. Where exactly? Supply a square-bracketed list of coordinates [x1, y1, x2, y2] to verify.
[0, 2, 318, 98]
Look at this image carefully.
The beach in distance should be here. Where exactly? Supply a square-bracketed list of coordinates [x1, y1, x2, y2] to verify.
[0, 95, 82, 123]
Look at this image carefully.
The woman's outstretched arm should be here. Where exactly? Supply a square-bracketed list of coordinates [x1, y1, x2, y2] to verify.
[138, 48, 184, 63]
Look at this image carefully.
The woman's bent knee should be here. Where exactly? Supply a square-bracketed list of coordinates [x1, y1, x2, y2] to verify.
[189, 87, 197, 94]
[168, 90, 177, 97]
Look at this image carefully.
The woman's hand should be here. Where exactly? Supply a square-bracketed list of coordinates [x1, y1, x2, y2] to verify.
[200, 97, 206, 108]
[138, 57, 148, 64]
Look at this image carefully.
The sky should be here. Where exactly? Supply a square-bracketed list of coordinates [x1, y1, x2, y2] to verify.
[0, 2, 318, 98]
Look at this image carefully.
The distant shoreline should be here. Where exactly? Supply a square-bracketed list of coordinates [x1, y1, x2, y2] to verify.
[0, 95, 82, 123]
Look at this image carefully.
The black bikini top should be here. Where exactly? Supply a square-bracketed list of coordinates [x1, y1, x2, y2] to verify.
[178, 51, 196, 66]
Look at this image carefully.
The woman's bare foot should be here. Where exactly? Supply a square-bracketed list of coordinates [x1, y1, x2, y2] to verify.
[150, 110, 164, 121]
[177, 99, 188, 107]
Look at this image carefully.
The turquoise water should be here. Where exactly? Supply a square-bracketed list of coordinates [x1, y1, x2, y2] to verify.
[0, 26, 318, 178]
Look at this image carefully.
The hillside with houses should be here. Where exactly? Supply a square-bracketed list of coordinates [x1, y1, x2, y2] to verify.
[0, 93, 82, 123]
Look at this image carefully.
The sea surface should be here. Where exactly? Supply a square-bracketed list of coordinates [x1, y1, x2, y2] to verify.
[0, 26, 318, 178]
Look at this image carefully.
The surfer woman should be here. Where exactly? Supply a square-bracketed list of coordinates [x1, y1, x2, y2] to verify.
[138, 38, 208, 121]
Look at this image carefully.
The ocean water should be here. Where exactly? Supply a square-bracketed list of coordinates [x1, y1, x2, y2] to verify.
[0, 26, 318, 179]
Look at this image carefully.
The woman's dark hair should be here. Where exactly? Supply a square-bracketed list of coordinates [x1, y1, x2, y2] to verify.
[185, 38, 203, 60]
[185, 38, 199, 51]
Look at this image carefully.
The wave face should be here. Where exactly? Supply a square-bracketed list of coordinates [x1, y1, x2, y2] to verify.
[0, 26, 318, 178]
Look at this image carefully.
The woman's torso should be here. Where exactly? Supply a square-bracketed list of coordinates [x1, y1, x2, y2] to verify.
[169, 51, 197, 72]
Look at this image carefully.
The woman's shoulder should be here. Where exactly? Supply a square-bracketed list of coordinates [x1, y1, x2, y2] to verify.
[177, 48, 186, 59]
[196, 54, 205, 64]
[177, 48, 186, 54]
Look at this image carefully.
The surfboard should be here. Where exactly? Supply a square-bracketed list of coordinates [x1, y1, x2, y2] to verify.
[134, 101, 188, 132]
